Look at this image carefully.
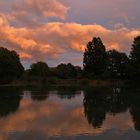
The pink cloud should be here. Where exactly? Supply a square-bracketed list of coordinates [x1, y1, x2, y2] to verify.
[13, 0, 69, 19]
[0, 15, 140, 63]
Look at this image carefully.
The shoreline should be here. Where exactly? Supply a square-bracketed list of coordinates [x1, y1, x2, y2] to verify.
[0, 79, 132, 88]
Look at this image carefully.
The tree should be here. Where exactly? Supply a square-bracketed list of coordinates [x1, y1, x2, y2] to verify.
[107, 50, 129, 79]
[83, 37, 107, 76]
[66, 63, 77, 78]
[75, 66, 82, 78]
[56, 63, 67, 78]
[29, 61, 49, 77]
[130, 36, 140, 63]
[56, 63, 77, 79]
[129, 36, 140, 80]
[0, 47, 24, 84]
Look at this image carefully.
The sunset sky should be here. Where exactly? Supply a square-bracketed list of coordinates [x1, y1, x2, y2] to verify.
[0, 0, 140, 68]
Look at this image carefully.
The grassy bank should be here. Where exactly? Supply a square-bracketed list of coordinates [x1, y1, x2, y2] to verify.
[0, 78, 130, 88]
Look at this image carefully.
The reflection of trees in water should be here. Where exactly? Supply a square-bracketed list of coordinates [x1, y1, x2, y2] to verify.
[31, 91, 49, 101]
[106, 88, 130, 114]
[84, 89, 106, 128]
[57, 91, 81, 100]
[0, 90, 21, 117]
[22, 90, 49, 101]
[83, 87, 140, 130]
[0, 89, 81, 118]
[129, 92, 140, 131]
[30, 90, 81, 101]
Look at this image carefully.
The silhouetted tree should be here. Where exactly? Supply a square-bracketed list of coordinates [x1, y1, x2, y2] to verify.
[56, 63, 77, 78]
[56, 63, 68, 78]
[130, 36, 140, 62]
[29, 62, 49, 84]
[67, 63, 77, 78]
[74, 66, 82, 78]
[30, 61, 49, 77]
[129, 36, 140, 80]
[0, 47, 24, 84]
[49, 67, 58, 77]
[107, 50, 129, 79]
[83, 37, 107, 76]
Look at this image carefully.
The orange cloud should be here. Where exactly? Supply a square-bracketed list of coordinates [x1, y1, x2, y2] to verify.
[20, 52, 32, 60]
[0, 15, 140, 63]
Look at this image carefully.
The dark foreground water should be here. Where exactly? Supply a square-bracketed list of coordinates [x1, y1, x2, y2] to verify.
[1, 87, 140, 140]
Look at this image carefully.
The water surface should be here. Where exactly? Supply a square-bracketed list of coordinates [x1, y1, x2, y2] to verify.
[0, 87, 140, 140]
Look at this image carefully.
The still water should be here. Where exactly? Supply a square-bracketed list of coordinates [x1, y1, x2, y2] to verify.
[0, 87, 140, 140]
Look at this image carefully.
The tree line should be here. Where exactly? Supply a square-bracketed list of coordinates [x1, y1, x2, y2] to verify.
[0, 36, 140, 84]
[83, 36, 140, 80]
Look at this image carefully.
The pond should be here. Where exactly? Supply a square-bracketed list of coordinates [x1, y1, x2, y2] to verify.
[0, 87, 140, 140]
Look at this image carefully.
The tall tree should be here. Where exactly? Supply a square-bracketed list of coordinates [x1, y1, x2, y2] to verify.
[130, 36, 140, 63]
[0, 47, 24, 84]
[83, 37, 107, 76]
[129, 36, 140, 80]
